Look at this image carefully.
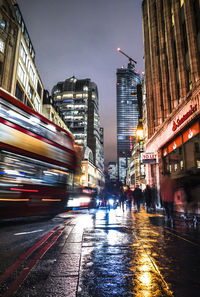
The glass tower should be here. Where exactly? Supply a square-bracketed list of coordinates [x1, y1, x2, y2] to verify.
[116, 63, 141, 184]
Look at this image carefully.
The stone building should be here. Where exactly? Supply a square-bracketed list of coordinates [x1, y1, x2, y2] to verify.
[142, 0, 200, 207]
[0, 1, 43, 112]
[0, 0, 18, 92]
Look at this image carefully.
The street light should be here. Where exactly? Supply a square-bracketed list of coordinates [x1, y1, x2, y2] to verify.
[136, 119, 144, 140]
[136, 128, 143, 139]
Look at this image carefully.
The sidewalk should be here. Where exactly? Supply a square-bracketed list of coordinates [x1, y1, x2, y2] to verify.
[16, 207, 200, 297]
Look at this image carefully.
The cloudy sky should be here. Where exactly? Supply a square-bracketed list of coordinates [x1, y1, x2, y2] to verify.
[17, 0, 144, 165]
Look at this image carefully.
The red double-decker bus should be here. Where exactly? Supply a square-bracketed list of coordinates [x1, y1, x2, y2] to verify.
[0, 88, 78, 218]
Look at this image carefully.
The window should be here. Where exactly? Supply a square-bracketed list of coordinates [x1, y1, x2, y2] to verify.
[17, 63, 26, 86]
[29, 64, 35, 83]
[0, 39, 5, 53]
[83, 86, 88, 91]
[35, 97, 40, 112]
[0, 19, 6, 31]
[20, 43, 27, 64]
[27, 83, 34, 100]
[21, 21, 25, 33]
[24, 30, 30, 47]
[37, 81, 42, 97]
[15, 82, 23, 101]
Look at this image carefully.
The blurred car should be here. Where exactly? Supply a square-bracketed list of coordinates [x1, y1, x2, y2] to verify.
[67, 187, 98, 209]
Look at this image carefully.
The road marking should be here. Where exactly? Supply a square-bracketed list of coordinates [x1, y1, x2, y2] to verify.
[2, 227, 65, 297]
[0, 226, 60, 286]
[14, 229, 43, 236]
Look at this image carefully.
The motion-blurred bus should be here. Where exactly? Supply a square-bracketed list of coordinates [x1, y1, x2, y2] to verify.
[0, 88, 78, 218]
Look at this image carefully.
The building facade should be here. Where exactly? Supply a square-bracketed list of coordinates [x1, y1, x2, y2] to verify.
[42, 90, 71, 132]
[0, 1, 43, 113]
[142, 0, 200, 210]
[107, 162, 118, 181]
[116, 63, 142, 184]
[52, 76, 104, 171]
[10, 3, 43, 113]
[0, 0, 18, 93]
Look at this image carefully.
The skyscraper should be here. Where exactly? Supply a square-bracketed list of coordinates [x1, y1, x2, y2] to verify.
[116, 63, 142, 183]
[52, 76, 104, 171]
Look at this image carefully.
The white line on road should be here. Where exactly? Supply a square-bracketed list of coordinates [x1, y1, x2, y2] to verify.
[14, 229, 43, 235]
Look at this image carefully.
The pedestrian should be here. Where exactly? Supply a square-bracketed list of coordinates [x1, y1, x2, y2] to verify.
[150, 184, 157, 212]
[126, 187, 133, 210]
[144, 185, 152, 213]
[160, 172, 176, 222]
[119, 190, 126, 211]
[133, 185, 143, 212]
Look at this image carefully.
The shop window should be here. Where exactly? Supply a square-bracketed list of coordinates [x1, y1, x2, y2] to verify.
[163, 147, 184, 174]
[194, 142, 200, 153]
[184, 135, 200, 170]
[180, 160, 184, 170]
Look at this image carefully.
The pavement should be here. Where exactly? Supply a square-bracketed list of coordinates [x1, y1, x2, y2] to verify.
[15, 206, 200, 297]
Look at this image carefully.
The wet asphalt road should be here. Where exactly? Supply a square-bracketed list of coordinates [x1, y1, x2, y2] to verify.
[1, 207, 200, 297]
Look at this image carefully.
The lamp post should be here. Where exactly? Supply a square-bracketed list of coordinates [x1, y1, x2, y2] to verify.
[134, 120, 145, 189]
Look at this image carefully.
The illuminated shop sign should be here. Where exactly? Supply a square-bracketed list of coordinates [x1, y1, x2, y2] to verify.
[141, 153, 157, 164]
[172, 104, 197, 131]
[183, 121, 199, 143]
[163, 121, 199, 157]
[168, 135, 182, 153]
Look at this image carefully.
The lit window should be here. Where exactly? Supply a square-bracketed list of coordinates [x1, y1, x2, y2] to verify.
[63, 94, 73, 98]
[180, 160, 184, 170]
[0, 39, 5, 53]
[0, 20, 6, 31]
[83, 86, 88, 91]
[76, 94, 83, 98]
[197, 160, 200, 169]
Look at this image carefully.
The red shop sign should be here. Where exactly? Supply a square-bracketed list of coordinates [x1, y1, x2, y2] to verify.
[183, 121, 199, 143]
[162, 147, 168, 157]
[168, 135, 182, 153]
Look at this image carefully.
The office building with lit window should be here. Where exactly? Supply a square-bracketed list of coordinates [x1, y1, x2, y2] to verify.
[142, 0, 200, 206]
[116, 64, 142, 184]
[10, 3, 43, 112]
[52, 76, 104, 172]
[0, 1, 43, 112]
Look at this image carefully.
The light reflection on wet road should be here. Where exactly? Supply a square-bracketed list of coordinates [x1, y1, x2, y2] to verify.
[77, 207, 200, 297]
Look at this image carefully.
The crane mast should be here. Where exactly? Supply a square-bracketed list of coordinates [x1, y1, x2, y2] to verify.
[117, 48, 137, 67]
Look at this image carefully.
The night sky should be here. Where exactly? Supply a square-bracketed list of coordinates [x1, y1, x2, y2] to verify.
[17, 0, 144, 165]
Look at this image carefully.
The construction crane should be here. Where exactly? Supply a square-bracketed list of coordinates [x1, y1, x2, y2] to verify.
[117, 48, 137, 67]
